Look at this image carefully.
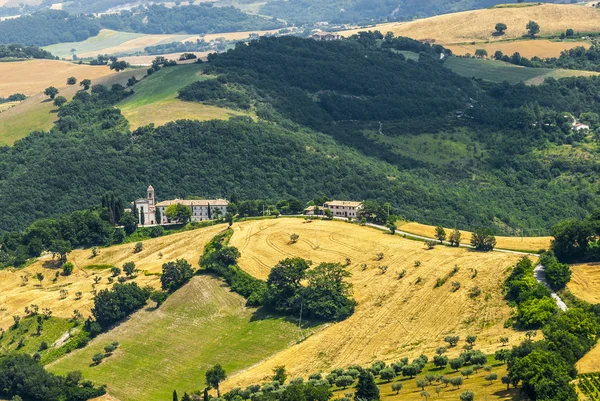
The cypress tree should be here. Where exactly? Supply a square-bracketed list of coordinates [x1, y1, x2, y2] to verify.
[181, 393, 192, 401]
[355, 371, 380, 401]
[173, 390, 178, 401]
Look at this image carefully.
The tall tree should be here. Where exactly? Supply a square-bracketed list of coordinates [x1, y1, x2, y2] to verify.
[205, 364, 227, 397]
[355, 370, 380, 401]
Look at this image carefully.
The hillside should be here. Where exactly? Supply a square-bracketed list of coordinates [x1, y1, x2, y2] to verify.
[340, 3, 600, 44]
[32, 218, 526, 401]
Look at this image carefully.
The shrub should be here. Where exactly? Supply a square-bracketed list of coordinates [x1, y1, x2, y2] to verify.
[92, 353, 104, 365]
[62, 262, 74, 276]
[134, 242, 143, 253]
[391, 382, 403, 394]
[110, 267, 121, 277]
[289, 233, 299, 244]
[444, 336, 459, 347]
[459, 390, 474, 401]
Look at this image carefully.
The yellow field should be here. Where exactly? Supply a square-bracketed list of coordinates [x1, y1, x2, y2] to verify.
[0, 59, 117, 97]
[0, 69, 144, 145]
[339, 4, 600, 45]
[120, 52, 210, 66]
[225, 218, 525, 388]
[0, 224, 224, 330]
[567, 262, 600, 373]
[0, 101, 18, 112]
[446, 39, 591, 59]
[398, 222, 551, 252]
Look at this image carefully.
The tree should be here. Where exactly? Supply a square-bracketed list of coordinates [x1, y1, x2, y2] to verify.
[461, 368, 473, 378]
[449, 229, 461, 247]
[53, 96, 67, 108]
[391, 383, 402, 394]
[495, 22, 507, 34]
[420, 390, 430, 400]
[459, 390, 474, 401]
[92, 353, 104, 365]
[485, 373, 498, 384]
[80, 79, 91, 90]
[44, 86, 58, 99]
[386, 221, 396, 235]
[62, 262, 74, 276]
[566, 28, 574, 37]
[501, 375, 510, 390]
[416, 379, 429, 390]
[110, 267, 121, 277]
[120, 212, 138, 235]
[355, 370, 379, 401]
[444, 335, 459, 347]
[123, 261, 136, 277]
[165, 204, 192, 224]
[450, 377, 463, 389]
[67, 77, 77, 85]
[474, 49, 488, 58]
[495, 349, 510, 364]
[272, 365, 287, 385]
[401, 364, 418, 378]
[449, 358, 465, 371]
[540, 252, 572, 290]
[289, 233, 300, 244]
[140, 285, 164, 308]
[465, 335, 477, 346]
[500, 337, 509, 346]
[35, 272, 44, 287]
[303, 262, 356, 321]
[161, 259, 194, 292]
[526, 20, 540, 37]
[470, 228, 496, 251]
[335, 375, 354, 389]
[435, 226, 446, 243]
[206, 364, 227, 397]
[433, 355, 448, 369]
[110, 60, 129, 72]
[134, 242, 144, 253]
[173, 390, 179, 401]
[49, 239, 71, 265]
[379, 368, 395, 382]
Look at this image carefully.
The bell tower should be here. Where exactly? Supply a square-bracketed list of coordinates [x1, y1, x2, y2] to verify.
[147, 185, 155, 206]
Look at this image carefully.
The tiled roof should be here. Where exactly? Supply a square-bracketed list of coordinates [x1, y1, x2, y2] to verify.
[155, 199, 229, 207]
[324, 200, 362, 207]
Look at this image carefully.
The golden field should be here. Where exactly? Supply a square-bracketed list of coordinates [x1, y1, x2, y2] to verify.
[446, 39, 591, 59]
[0, 59, 117, 97]
[568, 262, 600, 374]
[340, 4, 600, 44]
[225, 218, 526, 388]
[398, 222, 551, 252]
[0, 224, 224, 330]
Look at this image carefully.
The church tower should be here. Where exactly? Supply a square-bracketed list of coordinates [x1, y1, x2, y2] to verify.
[147, 185, 155, 206]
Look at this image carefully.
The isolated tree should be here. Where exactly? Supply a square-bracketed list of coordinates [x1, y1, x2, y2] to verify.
[465, 335, 477, 346]
[474, 49, 488, 58]
[444, 335, 460, 347]
[416, 379, 429, 390]
[495, 23, 507, 34]
[391, 382, 402, 394]
[110, 60, 129, 72]
[150, 290, 168, 307]
[485, 373, 498, 384]
[110, 267, 121, 277]
[205, 364, 227, 397]
[289, 233, 300, 244]
[53, 96, 67, 108]
[62, 262, 74, 276]
[35, 272, 44, 287]
[173, 390, 179, 401]
[123, 261, 136, 277]
[134, 242, 144, 253]
[44, 86, 59, 99]
[355, 370, 380, 401]
[526, 20, 540, 37]
[459, 390, 474, 401]
[67, 77, 77, 85]
[386, 221, 397, 235]
[272, 366, 287, 385]
[435, 226, 446, 243]
[92, 353, 104, 365]
[470, 228, 496, 251]
[80, 79, 91, 90]
[460, 368, 473, 378]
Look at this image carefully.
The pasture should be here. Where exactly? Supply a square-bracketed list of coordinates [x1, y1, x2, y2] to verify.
[444, 57, 598, 85]
[117, 63, 246, 129]
[224, 218, 526, 388]
[48, 275, 303, 401]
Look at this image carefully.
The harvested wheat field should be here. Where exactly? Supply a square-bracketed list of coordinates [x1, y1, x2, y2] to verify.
[225, 218, 527, 389]
[398, 222, 551, 252]
[446, 39, 591, 59]
[339, 4, 600, 44]
[567, 262, 600, 305]
[0, 59, 117, 97]
[0, 224, 225, 330]
[0, 69, 144, 145]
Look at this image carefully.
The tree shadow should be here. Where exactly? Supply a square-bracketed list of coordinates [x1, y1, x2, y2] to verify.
[42, 260, 61, 269]
[492, 31, 505, 37]
[493, 388, 523, 400]
[250, 306, 324, 330]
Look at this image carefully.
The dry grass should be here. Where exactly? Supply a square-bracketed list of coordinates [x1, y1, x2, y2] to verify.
[568, 262, 600, 373]
[0, 101, 18, 112]
[0, 224, 224, 330]
[224, 218, 526, 389]
[398, 222, 551, 252]
[339, 4, 600, 45]
[0, 59, 117, 97]
[0, 69, 144, 145]
[446, 39, 591, 58]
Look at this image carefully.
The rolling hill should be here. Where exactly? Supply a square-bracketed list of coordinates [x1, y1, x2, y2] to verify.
[33, 218, 527, 401]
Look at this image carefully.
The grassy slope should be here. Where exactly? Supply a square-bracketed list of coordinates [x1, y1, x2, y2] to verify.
[0, 69, 144, 146]
[116, 64, 245, 129]
[444, 57, 598, 85]
[44, 30, 146, 59]
[48, 275, 303, 401]
[224, 219, 525, 389]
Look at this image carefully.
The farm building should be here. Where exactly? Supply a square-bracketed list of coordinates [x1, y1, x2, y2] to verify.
[311, 32, 343, 41]
[134, 186, 228, 226]
[323, 200, 363, 218]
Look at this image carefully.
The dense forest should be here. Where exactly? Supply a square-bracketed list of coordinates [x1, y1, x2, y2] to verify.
[0, 5, 283, 46]
[0, 44, 55, 59]
[0, 35, 599, 235]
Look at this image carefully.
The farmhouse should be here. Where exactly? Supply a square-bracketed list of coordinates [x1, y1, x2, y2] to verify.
[311, 32, 343, 41]
[573, 122, 590, 131]
[323, 200, 363, 218]
[134, 186, 228, 226]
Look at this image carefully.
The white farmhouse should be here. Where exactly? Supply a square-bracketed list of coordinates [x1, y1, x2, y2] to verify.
[323, 200, 363, 218]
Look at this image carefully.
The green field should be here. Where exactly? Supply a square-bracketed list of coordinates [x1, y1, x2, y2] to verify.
[444, 57, 598, 85]
[44, 30, 146, 59]
[117, 64, 245, 129]
[48, 275, 307, 401]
